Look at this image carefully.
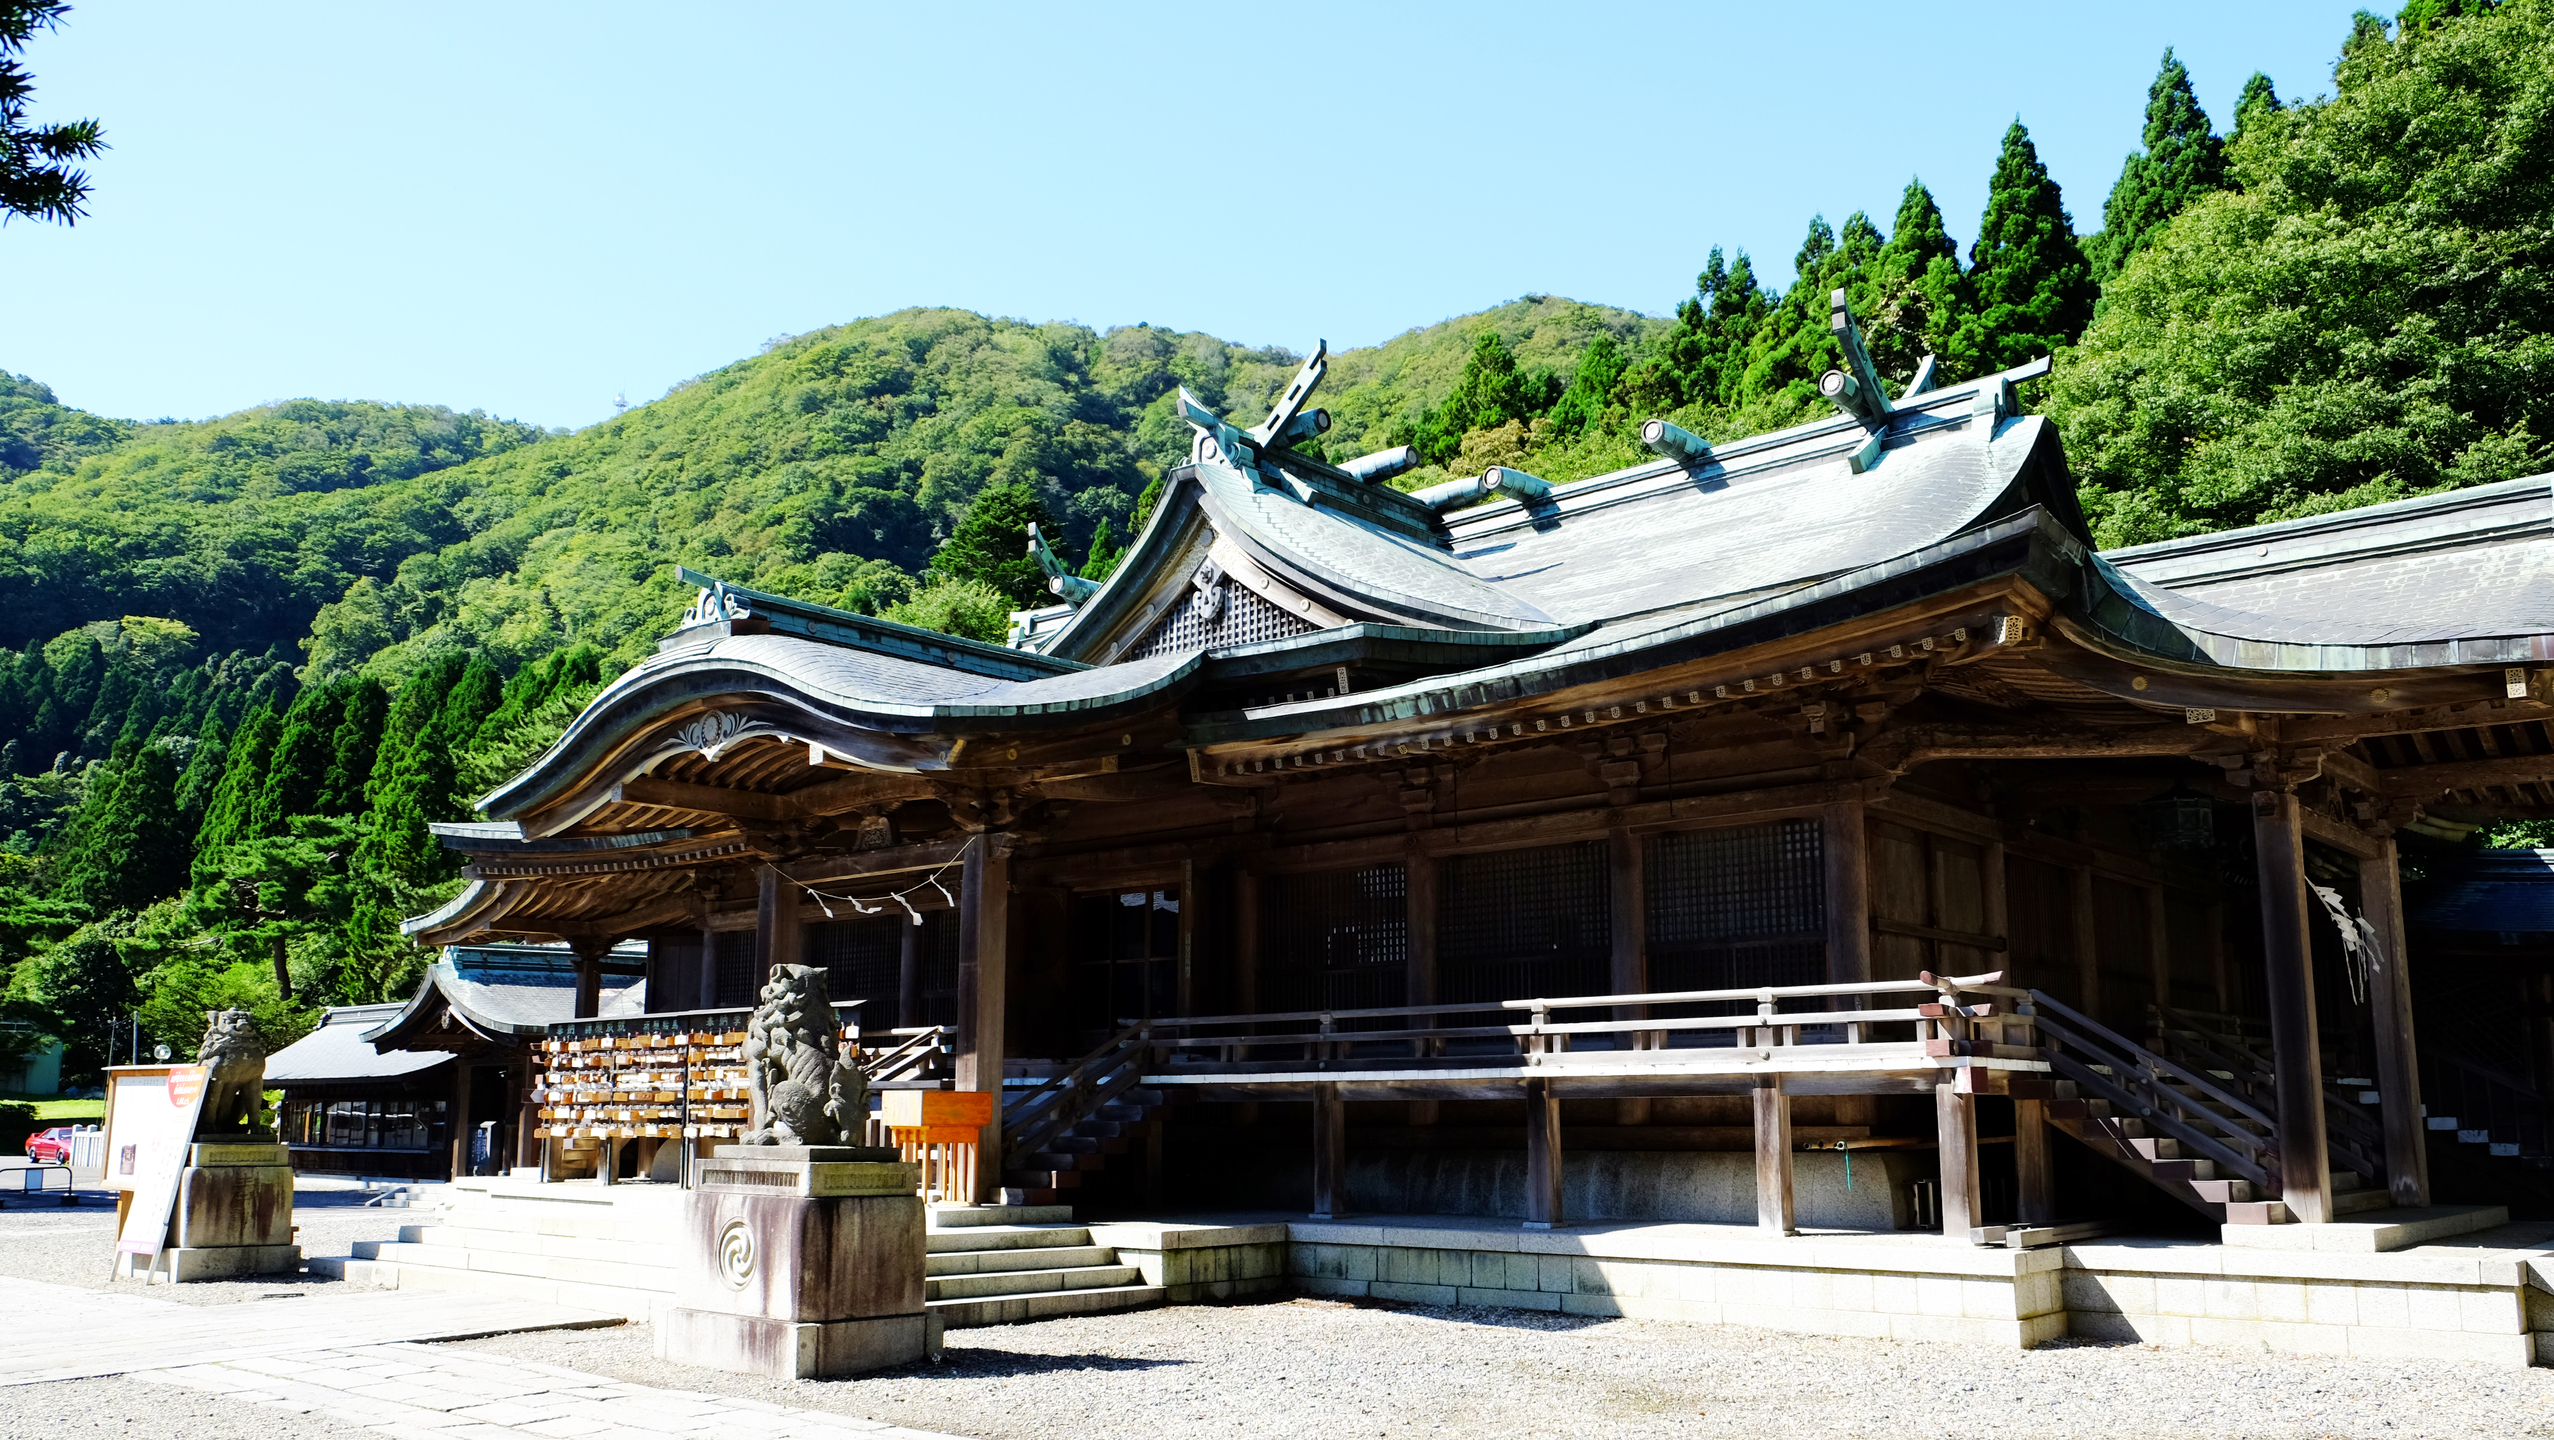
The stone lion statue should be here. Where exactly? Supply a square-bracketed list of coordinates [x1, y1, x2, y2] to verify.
[196, 1008, 269, 1137]
[741, 964, 867, 1147]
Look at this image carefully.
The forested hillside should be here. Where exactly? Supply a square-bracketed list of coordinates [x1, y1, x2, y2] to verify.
[5, 1, 2549, 1085]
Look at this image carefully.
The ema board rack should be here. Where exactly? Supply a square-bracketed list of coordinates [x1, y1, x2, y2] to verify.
[534, 1002, 864, 1143]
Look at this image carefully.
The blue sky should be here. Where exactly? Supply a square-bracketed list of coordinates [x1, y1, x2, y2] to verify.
[6, 2, 2371, 431]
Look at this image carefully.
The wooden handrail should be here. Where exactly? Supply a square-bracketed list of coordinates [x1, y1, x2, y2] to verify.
[1133, 970, 2012, 1035]
[2032, 991, 2279, 1135]
[1002, 1022, 1151, 1158]
[1148, 1005, 1969, 1051]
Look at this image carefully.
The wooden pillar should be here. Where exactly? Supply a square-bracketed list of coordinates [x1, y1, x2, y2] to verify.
[1309, 1082, 1344, 1219]
[1609, 828, 1650, 1126]
[1524, 1077, 1563, 1230]
[1981, 840, 2009, 976]
[2361, 834, 2431, 1209]
[956, 835, 1013, 1203]
[698, 923, 719, 1009]
[1936, 1081, 1981, 1237]
[2251, 790, 2333, 1223]
[1176, 856, 1199, 1018]
[755, 868, 802, 982]
[1822, 801, 1870, 986]
[2207, 901, 2231, 1016]
[897, 920, 922, 1030]
[1406, 850, 1440, 1127]
[2147, 885, 2173, 1024]
[2015, 1096, 2054, 1225]
[447, 1060, 472, 1181]
[569, 937, 611, 1020]
[1753, 1074, 1795, 1235]
[1234, 867, 1260, 1016]
[2071, 866, 2101, 1021]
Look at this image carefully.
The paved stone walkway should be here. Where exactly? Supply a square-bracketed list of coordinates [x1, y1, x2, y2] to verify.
[131, 1342, 973, 1440]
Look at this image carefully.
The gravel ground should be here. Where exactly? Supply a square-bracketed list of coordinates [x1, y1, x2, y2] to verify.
[0, 1175, 411, 1305]
[457, 1298, 2554, 1440]
[0, 1376, 346, 1440]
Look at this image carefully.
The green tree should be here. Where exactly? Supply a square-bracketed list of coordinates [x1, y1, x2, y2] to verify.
[2052, 0, 2554, 546]
[355, 651, 473, 888]
[929, 482, 1053, 608]
[320, 678, 388, 815]
[1543, 335, 1626, 437]
[254, 681, 348, 835]
[1078, 518, 1124, 581]
[2089, 50, 2230, 285]
[1864, 180, 1979, 381]
[16, 921, 135, 1083]
[1622, 249, 1773, 413]
[879, 578, 1012, 643]
[1952, 121, 2098, 374]
[1407, 332, 1558, 464]
[2230, 71, 2282, 149]
[191, 704, 278, 876]
[0, 1, 104, 224]
[50, 743, 186, 915]
[171, 715, 227, 831]
[1735, 212, 1887, 405]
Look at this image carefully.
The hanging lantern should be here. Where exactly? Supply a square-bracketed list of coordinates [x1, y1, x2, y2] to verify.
[2140, 783, 2217, 849]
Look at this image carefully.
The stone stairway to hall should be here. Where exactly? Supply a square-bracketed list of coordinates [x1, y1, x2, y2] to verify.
[2043, 1080, 2389, 1225]
[312, 1177, 1165, 1330]
[999, 1085, 1169, 1208]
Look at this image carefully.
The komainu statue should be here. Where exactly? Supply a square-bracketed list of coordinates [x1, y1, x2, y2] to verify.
[196, 1008, 270, 1137]
[741, 964, 868, 1146]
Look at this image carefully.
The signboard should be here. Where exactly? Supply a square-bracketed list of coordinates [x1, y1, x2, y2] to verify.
[102, 1064, 175, 1194]
[110, 1063, 207, 1265]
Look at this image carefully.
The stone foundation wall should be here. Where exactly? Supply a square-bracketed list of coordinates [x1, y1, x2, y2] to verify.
[1242, 1149, 1928, 1230]
[2063, 1241, 2543, 1366]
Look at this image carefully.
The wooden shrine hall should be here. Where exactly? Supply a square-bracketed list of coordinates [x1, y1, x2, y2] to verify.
[403, 297, 2554, 1247]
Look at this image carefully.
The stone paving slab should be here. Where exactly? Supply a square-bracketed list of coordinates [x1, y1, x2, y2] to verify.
[133, 1341, 978, 1440]
[0, 1276, 621, 1386]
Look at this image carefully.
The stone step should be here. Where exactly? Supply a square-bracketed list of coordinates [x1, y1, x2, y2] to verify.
[2330, 1169, 2370, 1194]
[394, 1223, 675, 1264]
[927, 1244, 1114, 1277]
[307, 1254, 667, 1322]
[926, 1223, 1095, 1255]
[2222, 1200, 2294, 1224]
[419, 1203, 683, 1245]
[2187, 1178, 2256, 1204]
[927, 1204, 1075, 1229]
[2334, 1185, 2391, 1216]
[2127, 1137, 2181, 1161]
[2220, 1203, 2510, 1253]
[2144, 1158, 2219, 1182]
[349, 1239, 677, 1294]
[926, 1262, 1145, 1302]
[928, 1281, 1165, 1329]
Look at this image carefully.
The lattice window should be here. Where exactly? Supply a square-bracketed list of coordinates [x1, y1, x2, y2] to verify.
[1438, 842, 1612, 1007]
[806, 917, 903, 1010]
[1128, 578, 1315, 660]
[1646, 819, 1827, 1042]
[712, 929, 758, 1009]
[1260, 864, 1408, 1019]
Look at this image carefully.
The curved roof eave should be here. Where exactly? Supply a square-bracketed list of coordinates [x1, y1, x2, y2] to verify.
[1185, 505, 2085, 747]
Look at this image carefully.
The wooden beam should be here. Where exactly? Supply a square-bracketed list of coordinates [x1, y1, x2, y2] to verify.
[1753, 1075, 1795, 1235]
[1524, 1077, 1563, 1229]
[1310, 1082, 1345, 1219]
[784, 838, 968, 885]
[1824, 801, 1872, 987]
[2296, 804, 2384, 861]
[2252, 790, 2333, 1224]
[2285, 699, 2553, 746]
[1864, 723, 2226, 771]
[956, 835, 1012, 1203]
[614, 773, 937, 826]
[1937, 1081, 1982, 1237]
[2382, 754, 2554, 799]
[2361, 835, 2431, 1209]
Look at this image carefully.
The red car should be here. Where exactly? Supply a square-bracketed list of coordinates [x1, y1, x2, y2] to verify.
[23, 1127, 75, 1165]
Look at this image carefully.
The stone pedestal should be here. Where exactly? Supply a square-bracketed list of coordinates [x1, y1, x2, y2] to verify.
[655, 1145, 933, 1379]
[121, 1141, 300, 1281]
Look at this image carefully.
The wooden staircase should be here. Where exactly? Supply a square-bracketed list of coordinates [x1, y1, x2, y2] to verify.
[999, 1023, 1169, 1207]
[2030, 991, 2390, 1226]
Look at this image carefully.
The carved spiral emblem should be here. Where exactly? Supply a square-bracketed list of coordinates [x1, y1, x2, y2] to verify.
[717, 1218, 756, 1289]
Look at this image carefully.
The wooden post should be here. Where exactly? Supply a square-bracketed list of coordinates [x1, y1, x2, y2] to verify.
[2207, 901, 2231, 1015]
[1822, 801, 1870, 987]
[698, 923, 719, 1009]
[1406, 850, 1440, 1128]
[2361, 834, 2431, 1209]
[2015, 1096, 2054, 1225]
[1309, 1082, 1344, 1219]
[1175, 856, 1200, 1018]
[897, 919, 922, 1030]
[1234, 868, 1261, 1016]
[2071, 866, 2101, 1022]
[1610, 828, 1650, 1126]
[2252, 790, 2333, 1224]
[2147, 885, 2173, 1024]
[569, 936, 611, 1020]
[1981, 839, 2009, 977]
[756, 867, 802, 981]
[1936, 1081, 1982, 1237]
[448, 1060, 472, 1182]
[1753, 1074, 1795, 1235]
[1524, 1077, 1563, 1229]
[956, 835, 1013, 1204]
